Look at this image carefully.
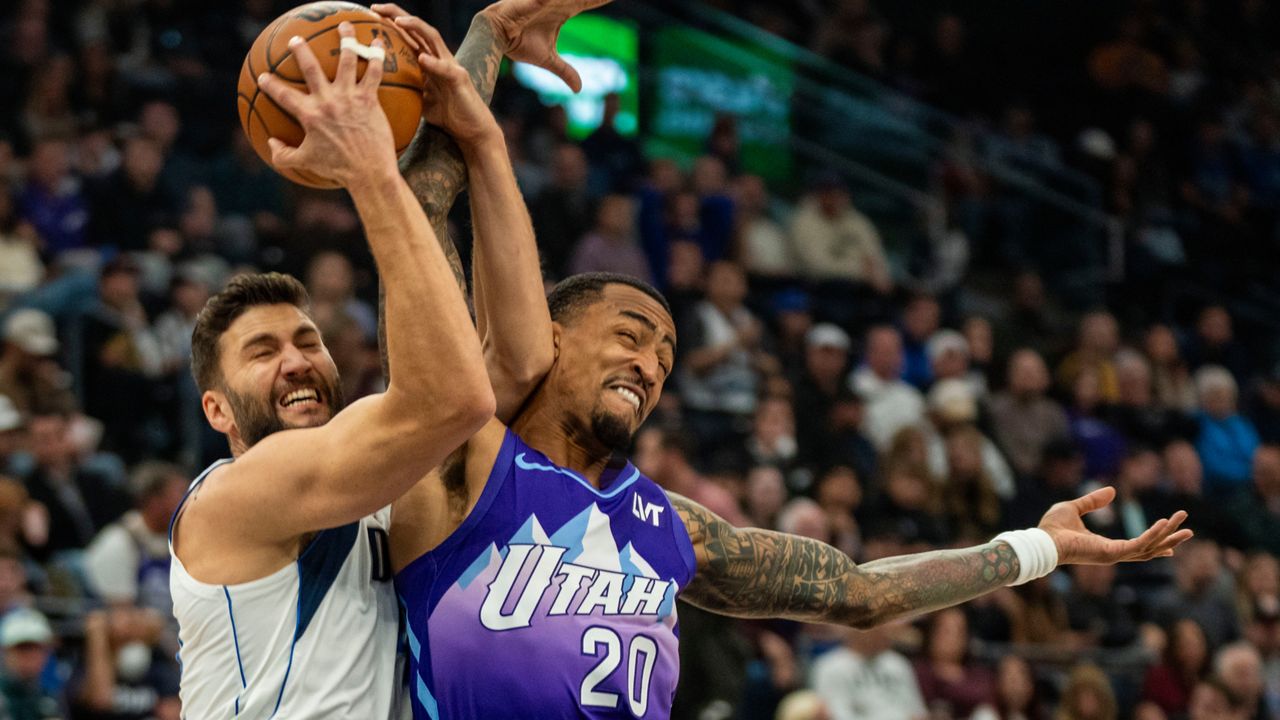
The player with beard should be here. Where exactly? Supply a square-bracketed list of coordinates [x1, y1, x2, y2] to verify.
[390, 265, 1193, 718]
[375, 30, 1197, 712]
[165, 23, 497, 719]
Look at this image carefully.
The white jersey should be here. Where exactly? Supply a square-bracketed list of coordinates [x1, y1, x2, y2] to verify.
[169, 459, 403, 719]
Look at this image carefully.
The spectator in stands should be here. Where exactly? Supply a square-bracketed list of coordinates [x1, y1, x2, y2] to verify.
[1215, 642, 1271, 720]
[1056, 664, 1117, 720]
[794, 323, 851, 457]
[0, 608, 60, 720]
[1094, 445, 1166, 541]
[940, 425, 1004, 539]
[962, 316, 997, 388]
[790, 174, 892, 324]
[0, 309, 75, 417]
[811, 623, 926, 720]
[995, 272, 1070, 363]
[23, 412, 128, 560]
[737, 396, 802, 490]
[17, 136, 88, 256]
[82, 461, 185, 615]
[1163, 439, 1219, 538]
[1150, 540, 1240, 650]
[1145, 324, 1197, 413]
[850, 326, 924, 450]
[1065, 563, 1140, 648]
[1223, 445, 1280, 556]
[1068, 368, 1128, 481]
[569, 194, 652, 283]
[88, 136, 180, 251]
[0, 397, 22, 477]
[816, 389, 878, 492]
[72, 606, 179, 720]
[863, 431, 949, 549]
[632, 428, 747, 527]
[531, 143, 593, 279]
[734, 174, 793, 281]
[580, 92, 643, 193]
[305, 250, 376, 343]
[775, 690, 830, 720]
[1113, 349, 1196, 447]
[899, 295, 940, 391]
[922, 379, 1014, 500]
[990, 349, 1071, 479]
[813, 465, 861, 558]
[744, 465, 786, 530]
[1057, 311, 1121, 404]
[678, 261, 763, 449]
[777, 498, 830, 543]
[1186, 678, 1246, 720]
[0, 185, 42, 302]
[971, 655, 1043, 720]
[1194, 365, 1261, 496]
[1246, 364, 1280, 444]
[1142, 618, 1210, 718]
[1186, 306, 1251, 382]
[75, 256, 164, 461]
[928, 329, 985, 401]
[769, 289, 814, 376]
[1236, 552, 1280, 633]
[912, 608, 995, 719]
[690, 155, 735, 263]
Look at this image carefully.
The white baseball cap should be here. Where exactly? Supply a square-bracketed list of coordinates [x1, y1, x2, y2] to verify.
[0, 395, 20, 432]
[806, 323, 851, 351]
[3, 309, 58, 356]
[0, 608, 53, 647]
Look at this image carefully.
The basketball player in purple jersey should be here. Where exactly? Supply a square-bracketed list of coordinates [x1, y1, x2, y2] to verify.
[374, 16, 1196, 720]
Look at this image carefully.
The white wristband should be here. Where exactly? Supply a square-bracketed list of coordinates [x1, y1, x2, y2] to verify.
[993, 529, 1059, 586]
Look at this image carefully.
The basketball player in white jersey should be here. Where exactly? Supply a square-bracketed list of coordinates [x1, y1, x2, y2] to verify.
[169, 0, 609, 713]
[166, 24, 495, 718]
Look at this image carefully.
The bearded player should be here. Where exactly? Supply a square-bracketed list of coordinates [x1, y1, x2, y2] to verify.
[167, 0, 604, 714]
[373, 19, 1197, 720]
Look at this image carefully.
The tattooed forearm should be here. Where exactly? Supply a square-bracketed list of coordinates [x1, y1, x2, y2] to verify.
[381, 13, 506, 381]
[669, 494, 1020, 628]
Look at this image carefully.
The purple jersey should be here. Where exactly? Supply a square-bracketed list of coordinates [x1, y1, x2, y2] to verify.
[396, 430, 697, 719]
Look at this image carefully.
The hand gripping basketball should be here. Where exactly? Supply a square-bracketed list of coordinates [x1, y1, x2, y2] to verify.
[370, 10, 500, 146]
[256, 22, 397, 188]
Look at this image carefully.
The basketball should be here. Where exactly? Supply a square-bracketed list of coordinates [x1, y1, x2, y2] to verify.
[237, 1, 424, 188]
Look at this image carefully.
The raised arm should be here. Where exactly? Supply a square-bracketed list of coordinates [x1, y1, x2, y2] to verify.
[389, 13, 553, 421]
[374, 0, 609, 384]
[191, 27, 493, 543]
[668, 487, 1191, 628]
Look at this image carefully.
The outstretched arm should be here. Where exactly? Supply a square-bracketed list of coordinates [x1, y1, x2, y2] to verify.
[669, 487, 1191, 628]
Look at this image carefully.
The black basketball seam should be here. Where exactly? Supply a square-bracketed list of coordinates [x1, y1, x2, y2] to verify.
[246, 19, 414, 125]
[241, 15, 418, 186]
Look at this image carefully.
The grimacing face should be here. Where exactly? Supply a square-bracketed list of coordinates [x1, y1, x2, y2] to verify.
[550, 285, 676, 453]
[206, 304, 345, 450]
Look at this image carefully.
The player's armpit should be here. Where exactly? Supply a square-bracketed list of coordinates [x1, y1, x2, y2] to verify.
[667, 492, 1020, 628]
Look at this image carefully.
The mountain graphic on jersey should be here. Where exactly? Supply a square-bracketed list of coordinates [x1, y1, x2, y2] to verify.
[443, 505, 680, 632]
[397, 431, 695, 720]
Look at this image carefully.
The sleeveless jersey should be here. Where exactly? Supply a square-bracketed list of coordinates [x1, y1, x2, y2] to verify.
[169, 459, 403, 719]
[396, 431, 697, 719]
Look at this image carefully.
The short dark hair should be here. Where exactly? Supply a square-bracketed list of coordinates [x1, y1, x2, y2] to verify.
[191, 272, 310, 392]
[546, 272, 672, 325]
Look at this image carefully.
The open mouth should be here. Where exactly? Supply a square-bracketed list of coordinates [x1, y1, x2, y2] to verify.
[279, 387, 322, 410]
[606, 382, 644, 415]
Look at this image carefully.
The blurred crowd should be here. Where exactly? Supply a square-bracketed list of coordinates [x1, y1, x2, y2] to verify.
[1, 0, 1280, 719]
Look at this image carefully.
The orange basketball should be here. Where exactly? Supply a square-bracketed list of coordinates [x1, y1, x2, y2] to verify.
[237, 2, 424, 188]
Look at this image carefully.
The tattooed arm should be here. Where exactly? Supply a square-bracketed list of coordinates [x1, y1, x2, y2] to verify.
[373, 0, 612, 382]
[668, 487, 1191, 628]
